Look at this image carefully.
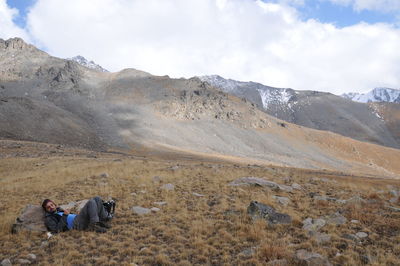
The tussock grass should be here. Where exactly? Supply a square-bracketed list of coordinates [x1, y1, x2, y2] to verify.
[1, 140, 399, 265]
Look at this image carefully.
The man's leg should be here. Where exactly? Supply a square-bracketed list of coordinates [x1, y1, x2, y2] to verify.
[73, 197, 107, 231]
[92, 196, 109, 221]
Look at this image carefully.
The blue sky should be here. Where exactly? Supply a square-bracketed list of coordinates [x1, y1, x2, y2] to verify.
[2, 0, 400, 93]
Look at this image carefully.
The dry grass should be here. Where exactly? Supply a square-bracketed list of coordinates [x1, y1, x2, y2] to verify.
[0, 140, 399, 265]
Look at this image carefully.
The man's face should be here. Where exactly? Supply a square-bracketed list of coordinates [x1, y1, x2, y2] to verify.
[45, 201, 56, 213]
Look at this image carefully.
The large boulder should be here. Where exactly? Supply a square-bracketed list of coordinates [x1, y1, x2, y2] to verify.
[12, 205, 46, 233]
[247, 201, 291, 225]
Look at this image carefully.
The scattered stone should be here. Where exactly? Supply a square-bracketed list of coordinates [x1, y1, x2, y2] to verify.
[247, 201, 291, 225]
[314, 196, 338, 202]
[308, 192, 319, 198]
[266, 259, 288, 265]
[150, 207, 160, 212]
[12, 205, 47, 233]
[291, 183, 302, 190]
[153, 201, 167, 206]
[346, 196, 365, 205]
[160, 183, 175, 191]
[27, 254, 36, 261]
[99, 172, 109, 178]
[17, 259, 30, 265]
[239, 247, 257, 257]
[360, 254, 373, 264]
[40, 241, 49, 248]
[388, 206, 400, 212]
[130, 192, 137, 196]
[152, 176, 162, 183]
[326, 212, 347, 225]
[229, 177, 293, 192]
[169, 165, 180, 171]
[296, 249, 332, 266]
[342, 233, 359, 242]
[356, 232, 368, 238]
[351, 220, 360, 224]
[313, 232, 331, 244]
[302, 218, 326, 232]
[1, 259, 12, 266]
[132, 206, 151, 215]
[192, 192, 204, 197]
[272, 195, 290, 206]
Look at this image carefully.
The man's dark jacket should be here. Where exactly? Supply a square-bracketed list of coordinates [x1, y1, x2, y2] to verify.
[44, 207, 69, 233]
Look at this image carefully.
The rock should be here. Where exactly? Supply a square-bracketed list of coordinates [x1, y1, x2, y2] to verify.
[192, 192, 204, 197]
[152, 176, 162, 183]
[388, 206, 400, 212]
[132, 206, 151, 215]
[99, 173, 109, 178]
[150, 207, 160, 212]
[302, 218, 326, 232]
[247, 201, 291, 225]
[296, 249, 332, 266]
[153, 201, 167, 206]
[266, 259, 288, 265]
[291, 183, 302, 190]
[351, 220, 360, 224]
[313, 232, 331, 244]
[272, 196, 290, 206]
[40, 241, 49, 248]
[1, 259, 12, 266]
[342, 233, 359, 242]
[346, 196, 365, 205]
[314, 196, 338, 202]
[229, 177, 293, 192]
[239, 247, 257, 257]
[326, 212, 347, 225]
[356, 232, 368, 238]
[12, 205, 47, 233]
[160, 183, 175, 191]
[27, 254, 36, 261]
[59, 199, 88, 212]
[17, 259, 30, 265]
[360, 254, 373, 264]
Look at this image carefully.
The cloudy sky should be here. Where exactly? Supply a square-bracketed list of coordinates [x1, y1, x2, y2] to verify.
[1, 0, 400, 94]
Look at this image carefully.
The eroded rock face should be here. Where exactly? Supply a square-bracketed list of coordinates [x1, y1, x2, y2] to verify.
[247, 201, 291, 225]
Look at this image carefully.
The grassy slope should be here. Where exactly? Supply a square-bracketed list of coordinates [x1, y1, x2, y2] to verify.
[0, 140, 399, 265]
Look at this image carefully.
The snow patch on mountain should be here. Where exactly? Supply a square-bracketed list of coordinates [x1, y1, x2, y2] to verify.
[342, 88, 400, 103]
[199, 75, 296, 109]
[258, 88, 295, 109]
[68, 55, 108, 72]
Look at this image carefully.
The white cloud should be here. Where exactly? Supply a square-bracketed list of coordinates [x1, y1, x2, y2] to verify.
[19, 0, 400, 94]
[325, 0, 400, 12]
[0, 0, 30, 40]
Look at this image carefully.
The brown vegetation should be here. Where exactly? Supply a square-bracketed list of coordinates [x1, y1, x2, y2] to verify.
[0, 140, 399, 265]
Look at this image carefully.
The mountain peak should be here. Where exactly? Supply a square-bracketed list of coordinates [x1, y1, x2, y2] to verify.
[68, 55, 108, 72]
[0, 37, 35, 51]
[341, 87, 400, 103]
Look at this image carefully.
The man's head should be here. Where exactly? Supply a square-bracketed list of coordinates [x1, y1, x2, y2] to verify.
[42, 199, 57, 213]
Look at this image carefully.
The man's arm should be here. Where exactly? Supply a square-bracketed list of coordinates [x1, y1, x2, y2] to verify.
[45, 216, 67, 233]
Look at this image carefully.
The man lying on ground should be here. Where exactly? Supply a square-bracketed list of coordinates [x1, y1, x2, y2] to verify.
[42, 196, 113, 233]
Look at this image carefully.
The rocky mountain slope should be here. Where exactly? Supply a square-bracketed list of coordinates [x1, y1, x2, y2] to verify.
[200, 75, 400, 149]
[342, 87, 400, 103]
[1, 38, 400, 178]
